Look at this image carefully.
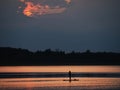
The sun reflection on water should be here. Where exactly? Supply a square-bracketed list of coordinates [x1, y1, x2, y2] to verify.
[0, 78, 120, 90]
[0, 66, 120, 73]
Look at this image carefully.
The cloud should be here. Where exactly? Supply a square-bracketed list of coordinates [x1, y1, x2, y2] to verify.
[23, 2, 66, 17]
[19, 0, 25, 3]
[65, 0, 71, 4]
[18, 0, 72, 17]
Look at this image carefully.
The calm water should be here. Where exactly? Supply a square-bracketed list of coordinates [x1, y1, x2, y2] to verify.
[0, 66, 120, 90]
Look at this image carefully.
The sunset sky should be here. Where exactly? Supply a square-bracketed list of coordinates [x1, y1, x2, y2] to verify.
[0, 0, 120, 52]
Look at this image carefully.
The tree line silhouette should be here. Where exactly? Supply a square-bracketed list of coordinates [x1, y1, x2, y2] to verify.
[0, 47, 120, 66]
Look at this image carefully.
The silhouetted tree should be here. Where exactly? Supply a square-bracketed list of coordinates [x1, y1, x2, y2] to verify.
[0, 47, 120, 66]
[85, 49, 91, 53]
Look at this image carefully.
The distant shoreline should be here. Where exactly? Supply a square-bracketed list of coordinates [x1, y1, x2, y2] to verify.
[0, 47, 120, 66]
[0, 72, 120, 78]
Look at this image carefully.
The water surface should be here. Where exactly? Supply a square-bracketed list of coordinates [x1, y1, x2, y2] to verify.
[0, 66, 120, 73]
[0, 78, 120, 90]
[0, 66, 120, 90]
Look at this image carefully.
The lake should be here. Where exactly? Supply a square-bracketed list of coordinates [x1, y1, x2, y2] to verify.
[0, 66, 120, 90]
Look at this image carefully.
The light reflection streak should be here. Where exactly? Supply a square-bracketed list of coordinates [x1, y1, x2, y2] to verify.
[0, 78, 120, 90]
[0, 66, 120, 73]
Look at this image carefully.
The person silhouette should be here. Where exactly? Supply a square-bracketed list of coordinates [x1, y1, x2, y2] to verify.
[69, 71, 71, 82]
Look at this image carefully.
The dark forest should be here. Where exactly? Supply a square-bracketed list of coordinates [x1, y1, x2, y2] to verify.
[0, 47, 120, 66]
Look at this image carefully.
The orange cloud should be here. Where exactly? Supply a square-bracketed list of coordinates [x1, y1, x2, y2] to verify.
[23, 2, 34, 17]
[18, 0, 72, 17]
[22, 1, 66, 17]
[20, 0, 25, 3]
[65, 0, 71, 4]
